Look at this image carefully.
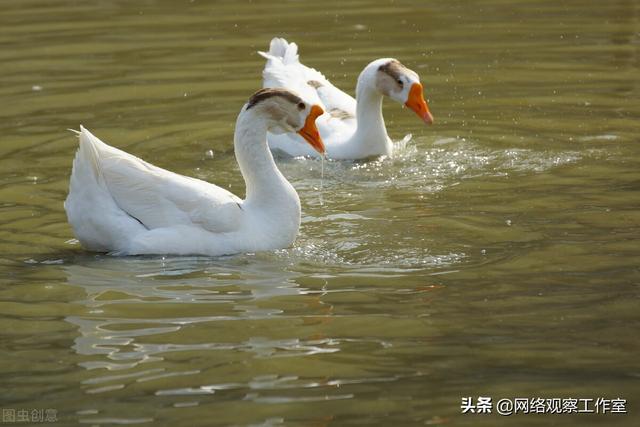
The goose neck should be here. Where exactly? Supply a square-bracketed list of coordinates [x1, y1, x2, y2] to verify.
[353, 79, 390, 155]
[234, 109, 290, 204]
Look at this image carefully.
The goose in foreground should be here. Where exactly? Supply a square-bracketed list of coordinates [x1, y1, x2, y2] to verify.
[259, 37, 433, 160]
[64, 88, 325, 256]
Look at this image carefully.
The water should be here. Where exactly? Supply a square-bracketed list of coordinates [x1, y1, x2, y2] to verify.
[1, 0, 639, 426]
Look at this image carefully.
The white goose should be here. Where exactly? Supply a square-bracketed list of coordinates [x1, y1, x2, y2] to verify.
[64, 88, 325, 256]
[259, 37, 433, 160]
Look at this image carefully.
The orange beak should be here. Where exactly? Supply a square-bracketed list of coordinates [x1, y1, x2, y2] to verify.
[405, 83, 434, 125]
[297, 104, 325, 154]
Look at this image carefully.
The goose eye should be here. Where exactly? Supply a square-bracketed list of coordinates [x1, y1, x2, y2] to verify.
[397, 79, 404, 87]
[297, 102, 305, 110]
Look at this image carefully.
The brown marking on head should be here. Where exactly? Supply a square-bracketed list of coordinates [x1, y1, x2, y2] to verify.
[376, 59, 420, 96]
[378, 59, 408, 81]
[307, 80, 323, 89]
[246, 88, 304, 110]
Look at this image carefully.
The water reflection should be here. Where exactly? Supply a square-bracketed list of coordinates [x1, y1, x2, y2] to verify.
[58, 248, 441, 425]
[63, 255, 306, 369]
[2, 0, 639, 425]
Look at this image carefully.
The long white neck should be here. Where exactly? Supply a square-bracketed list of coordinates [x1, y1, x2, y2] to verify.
[350, 71, 392, 157]
[234, 108, 299, 208]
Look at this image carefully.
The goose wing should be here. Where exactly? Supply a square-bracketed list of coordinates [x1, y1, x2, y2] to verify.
[76, 126, 243, 233]
[259, 37, 357, 117]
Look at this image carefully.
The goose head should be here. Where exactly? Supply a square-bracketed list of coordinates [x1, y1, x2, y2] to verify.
[364, 58, 434, 125]
[246, 88, 325, 154]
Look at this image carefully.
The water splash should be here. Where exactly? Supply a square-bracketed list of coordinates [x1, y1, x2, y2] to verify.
[319, 154, 325, 206]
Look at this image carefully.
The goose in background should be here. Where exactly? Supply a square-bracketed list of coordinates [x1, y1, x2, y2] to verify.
[259, 37, 433, 159]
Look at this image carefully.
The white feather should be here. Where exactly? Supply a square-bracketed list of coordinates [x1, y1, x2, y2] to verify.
[64, 103, 303, 256]
[260, 38, 426, 159]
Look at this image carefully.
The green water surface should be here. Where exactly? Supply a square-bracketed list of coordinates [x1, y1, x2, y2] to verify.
[1, 1, 639, 426]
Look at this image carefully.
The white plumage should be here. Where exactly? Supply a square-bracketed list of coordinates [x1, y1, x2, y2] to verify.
[64, 90, 325, 256]
[259, 37, 433, 160]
